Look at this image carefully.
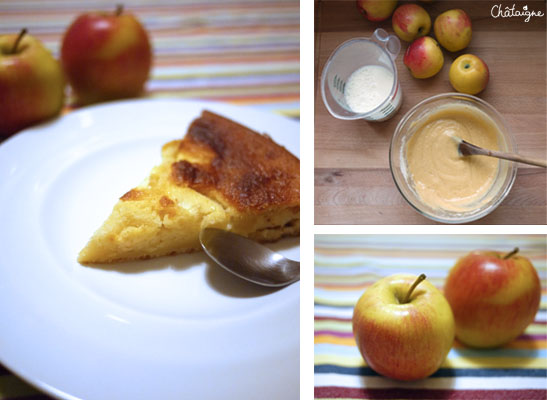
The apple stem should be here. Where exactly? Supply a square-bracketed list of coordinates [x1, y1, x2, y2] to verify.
[115, 4, 124, 16]
[11, 28, 27, 54]
[402, 274, 426, 304]
[503, 247, 519, 259]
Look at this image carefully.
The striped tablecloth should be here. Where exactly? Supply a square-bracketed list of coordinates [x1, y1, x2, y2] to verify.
[0, 1, 298, 399]
[315, 235, 547, 400]
[0, 0, 299, 118]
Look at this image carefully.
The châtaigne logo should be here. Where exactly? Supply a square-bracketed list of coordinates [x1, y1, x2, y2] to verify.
[491, 4, 545, 22]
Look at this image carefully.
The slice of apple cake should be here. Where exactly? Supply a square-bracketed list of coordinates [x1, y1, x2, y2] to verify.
[78, 110, 299, 263]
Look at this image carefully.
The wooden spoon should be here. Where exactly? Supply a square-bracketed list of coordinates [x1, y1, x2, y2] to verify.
[457, 139, 547, 168]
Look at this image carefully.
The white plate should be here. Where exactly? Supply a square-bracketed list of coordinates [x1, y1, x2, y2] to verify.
[0, 99, 300, 400]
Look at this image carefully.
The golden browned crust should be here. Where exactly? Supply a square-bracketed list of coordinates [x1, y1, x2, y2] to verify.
[170, 111, 300, 212]
[120, 188, 145, 201]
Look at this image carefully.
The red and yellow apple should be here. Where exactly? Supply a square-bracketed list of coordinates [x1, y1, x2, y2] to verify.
[356, 0, 397, 22]
[353, 274, 455, 381]
[403, 36, 444, 79]
[449, 54, 489, 95]
[392, 4, 431, 42]
[434, 9, 472, 52]
[0, 29, 65, 138]
[61, 5, 152, 105]
[444, 248, 541, 348]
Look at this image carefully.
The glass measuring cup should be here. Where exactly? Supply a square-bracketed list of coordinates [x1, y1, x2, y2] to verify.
[321, 28, 402, 122]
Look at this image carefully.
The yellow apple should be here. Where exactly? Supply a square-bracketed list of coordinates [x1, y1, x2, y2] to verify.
[356, 0, 397, 22]
[449, 54, 489, 95]
[434, 9, 472, 52]
[0, 29, 65, 138]
[353, 274, 455, 381]
[392, 4, 431, 42]
[403, 36, 444, 79]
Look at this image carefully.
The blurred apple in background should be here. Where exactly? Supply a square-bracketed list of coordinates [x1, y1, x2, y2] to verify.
[444, 248, 541, 348]
[356, 0, 397, 22]
[61, 4, 152, 105]
[403, 36, 444, 78]
[434, 9, 472, 52]
[449, 54, 489, 95]
[392, 4, 431, 42]
[0, 29, 65, 138]
[353, 274, 455, 381]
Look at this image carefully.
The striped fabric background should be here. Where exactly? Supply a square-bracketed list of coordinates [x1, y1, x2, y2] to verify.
[0, 0, 299, 118]
[0, 1, 298, 398]
[315, 235, 547, 400]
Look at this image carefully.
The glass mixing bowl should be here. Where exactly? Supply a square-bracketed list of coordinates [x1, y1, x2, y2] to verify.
[389, 93, 517, 224]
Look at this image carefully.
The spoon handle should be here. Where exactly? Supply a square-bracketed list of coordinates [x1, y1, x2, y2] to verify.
[461, 140, 547, 168]
[483, 149, 547, 168]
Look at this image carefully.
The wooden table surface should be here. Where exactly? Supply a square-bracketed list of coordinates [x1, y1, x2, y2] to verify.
[314, 0, 546, 225]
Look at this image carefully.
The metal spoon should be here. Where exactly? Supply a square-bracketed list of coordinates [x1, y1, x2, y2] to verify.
[457, 138, 547, 168]
[199, 228, 300, 287]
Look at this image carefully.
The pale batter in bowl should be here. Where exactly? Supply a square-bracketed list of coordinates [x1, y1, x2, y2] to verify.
[405, 104, 500, 212]
[390, 93, 517, 224]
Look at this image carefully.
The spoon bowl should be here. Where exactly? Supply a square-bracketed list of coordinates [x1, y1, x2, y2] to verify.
[199, 228, 300, 287]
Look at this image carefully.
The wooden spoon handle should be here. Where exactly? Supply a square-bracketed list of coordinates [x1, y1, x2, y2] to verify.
[486, 149, 547, 168]
[460, 140, 547, 168]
